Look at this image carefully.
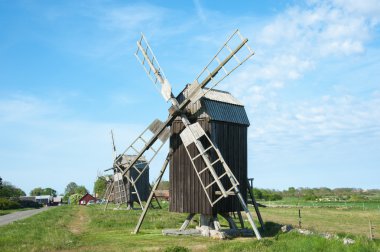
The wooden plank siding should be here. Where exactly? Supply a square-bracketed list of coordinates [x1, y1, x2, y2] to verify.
[169, 118, 248, 215]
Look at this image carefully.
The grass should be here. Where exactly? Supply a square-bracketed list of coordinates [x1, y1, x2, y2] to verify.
[0, 206, 78, 251]
[262, 197, 380, 210]
[0, 202, 379, 251]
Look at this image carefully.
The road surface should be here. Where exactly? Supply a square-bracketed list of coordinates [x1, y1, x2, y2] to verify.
[0, 207, 51, 226]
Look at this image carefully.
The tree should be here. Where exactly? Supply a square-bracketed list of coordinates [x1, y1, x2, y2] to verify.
[69, 193, 83, 205]
[94, 176, 107, 198]
[75, 186, 88, 195]
[0, 176, 3, 189]
[0, 181, 26, 198]
[64, 182, 78, 195]
[43, 188, 57, 196]
[30, 187, 43, 196]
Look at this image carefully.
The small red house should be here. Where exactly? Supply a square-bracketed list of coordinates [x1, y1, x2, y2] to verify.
[78, 193, 96, 205]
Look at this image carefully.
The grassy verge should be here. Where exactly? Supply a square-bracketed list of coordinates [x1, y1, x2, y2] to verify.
[259, 206, 380, 239]
[0, 203, 379, 251]
[0, 206, 78, 251]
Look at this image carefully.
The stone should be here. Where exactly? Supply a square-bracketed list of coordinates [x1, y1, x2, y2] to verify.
[281, 225, 293, 233]
[343, 238, 355, 245]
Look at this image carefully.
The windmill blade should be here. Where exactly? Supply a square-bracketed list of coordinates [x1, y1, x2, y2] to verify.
[116, 119, 171, 185]
[179, 29, 254, 109]
[110, 130, 117, 160]
[135, 33, 173, 102]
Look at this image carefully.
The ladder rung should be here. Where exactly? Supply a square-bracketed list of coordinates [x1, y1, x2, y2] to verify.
[218, 172, 227, 180]
[205, 180, 216, 190]
[215, 190, 236, 196]
[150, 145, 157, 154]
[192, 145, 213, 161]
[133, 165, 143, 175]
[198, 166, 208, 175]
[139, 136, 148, 145]
[131, 146, 139, 154]
[211, 158, 220, 167]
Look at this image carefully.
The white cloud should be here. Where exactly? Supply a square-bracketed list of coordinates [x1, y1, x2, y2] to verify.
[216, 0, 380, 154]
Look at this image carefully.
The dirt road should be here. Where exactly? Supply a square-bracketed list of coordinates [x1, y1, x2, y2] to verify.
[0, 207, 51, 226]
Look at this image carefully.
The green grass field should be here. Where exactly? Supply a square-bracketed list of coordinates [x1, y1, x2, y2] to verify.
[0, 203, 379, 251]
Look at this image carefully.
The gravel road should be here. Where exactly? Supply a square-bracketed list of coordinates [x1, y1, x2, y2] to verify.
[0, 207, 51, 226]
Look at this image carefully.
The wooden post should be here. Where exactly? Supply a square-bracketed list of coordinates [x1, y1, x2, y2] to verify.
[298, 209, 302, 228]
[103, 183, 114, 211]
[237, 211, 245, 229]
[180, 213, 196, 231]
[369, 220, 375, 240]
[133, 152, 171, 234]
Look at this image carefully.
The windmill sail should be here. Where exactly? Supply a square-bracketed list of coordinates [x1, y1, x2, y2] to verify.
[135, 33, 173, 102]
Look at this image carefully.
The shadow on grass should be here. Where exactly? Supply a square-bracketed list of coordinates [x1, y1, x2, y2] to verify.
[260, 221, 284, 238]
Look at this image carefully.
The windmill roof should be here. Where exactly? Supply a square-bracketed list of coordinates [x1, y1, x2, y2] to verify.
[201, 89, 243, 106]
[176, 85, 250, 126]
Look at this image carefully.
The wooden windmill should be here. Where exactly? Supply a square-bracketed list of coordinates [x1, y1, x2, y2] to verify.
[103, 130, 160, 210]
[115, 29, 262, 239]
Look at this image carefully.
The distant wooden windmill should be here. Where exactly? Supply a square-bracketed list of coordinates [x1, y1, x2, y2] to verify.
[103, 130, 161, 210]
[113, 29, 263, 239]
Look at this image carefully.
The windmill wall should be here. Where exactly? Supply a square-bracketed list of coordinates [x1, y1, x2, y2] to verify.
[169, 87, 249, 215]
[117, 155, 150, 203]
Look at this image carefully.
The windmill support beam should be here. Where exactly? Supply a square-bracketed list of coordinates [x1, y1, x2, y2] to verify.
[133, 151, 171, 234]
[179, 213, 196, 231]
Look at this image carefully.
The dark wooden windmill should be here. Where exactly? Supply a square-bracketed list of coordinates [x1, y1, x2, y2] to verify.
[103, 131, 160, 210]
[113, 30, 262, 239]
[170, 87, 250, 216]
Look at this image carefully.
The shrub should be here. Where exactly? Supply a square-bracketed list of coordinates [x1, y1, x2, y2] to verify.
[19, 200, 41, 208]
[69, 193, 83, 205]
[0, 197, 21, 210]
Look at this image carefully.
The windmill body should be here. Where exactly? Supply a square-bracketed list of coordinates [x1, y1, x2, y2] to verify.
[170, 87, 249, 215]
[104, 155, 150, 209]
[114, 155, 150, 208]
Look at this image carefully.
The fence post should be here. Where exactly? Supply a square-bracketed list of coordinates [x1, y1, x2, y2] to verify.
[298, 208, 302, 228]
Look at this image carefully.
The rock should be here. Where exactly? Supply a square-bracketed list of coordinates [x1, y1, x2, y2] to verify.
[343, 238, 355, 245]
[321, 233, 337, 239]
[210, 230, 226, 239]
[297, 229, 313, 235]
[281, 225, 293, 233]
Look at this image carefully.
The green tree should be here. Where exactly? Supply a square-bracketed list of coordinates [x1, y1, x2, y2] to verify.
[94, 176, 107, 198]
[75, 186, 88, 195]
[69, 193, 83, 205]
[43, 188, 57, 196]
[30, 187, 43, 196]
[64, 182, 78, 195]
[287, 187, 296, 196]
[0, 181, 26, 198]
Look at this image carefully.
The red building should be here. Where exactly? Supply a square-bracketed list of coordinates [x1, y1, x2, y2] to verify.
[78, 193, 96, 205]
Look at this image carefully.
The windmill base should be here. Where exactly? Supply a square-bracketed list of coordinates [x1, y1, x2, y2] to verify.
[162, 214, 254, 240]
[162, 228, 254, 239]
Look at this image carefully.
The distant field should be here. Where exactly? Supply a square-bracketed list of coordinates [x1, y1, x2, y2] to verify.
[0, 203, 379, 251]
[261, 197, 380, 210]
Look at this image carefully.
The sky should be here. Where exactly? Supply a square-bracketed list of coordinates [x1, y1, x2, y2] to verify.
[0, 0, 379, 195]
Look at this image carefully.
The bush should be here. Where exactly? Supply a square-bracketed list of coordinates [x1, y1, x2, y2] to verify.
[69, 193, 83, 205]
[253, 189, 283, 201]
[19, 200, 41, 208]
[0, 197, 21, 210]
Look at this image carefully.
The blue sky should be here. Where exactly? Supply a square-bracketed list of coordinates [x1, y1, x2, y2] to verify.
[0, 0, 379, 195]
